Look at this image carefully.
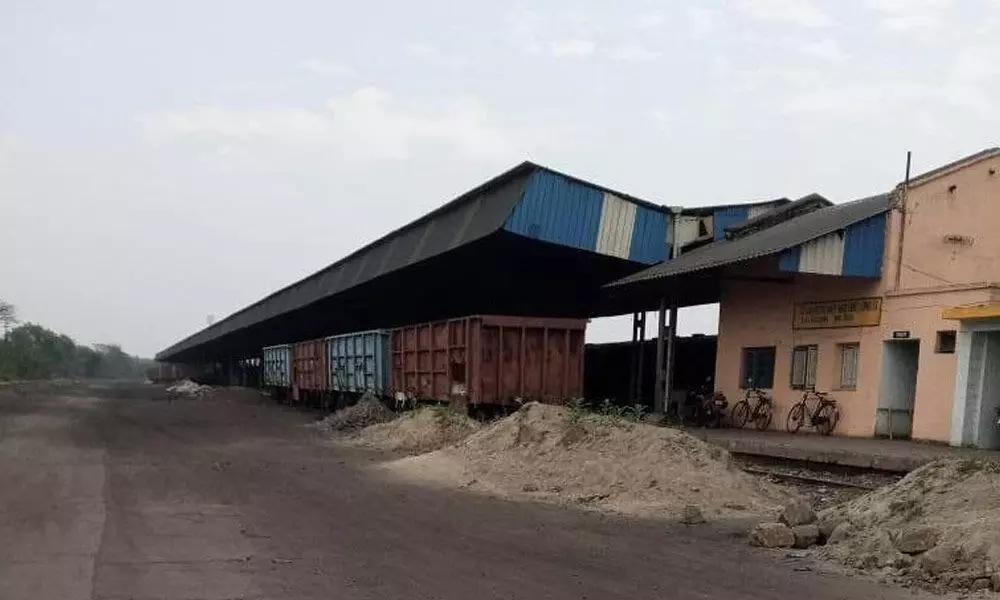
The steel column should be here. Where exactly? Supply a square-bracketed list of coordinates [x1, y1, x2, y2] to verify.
[654, 298, 667, 413]
[664, 305, 678, 414]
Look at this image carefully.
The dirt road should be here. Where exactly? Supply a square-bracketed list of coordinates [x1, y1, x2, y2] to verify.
[0, 383, 935, 599]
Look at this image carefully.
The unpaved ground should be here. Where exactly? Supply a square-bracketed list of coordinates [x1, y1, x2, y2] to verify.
[0, 382, 949, 600]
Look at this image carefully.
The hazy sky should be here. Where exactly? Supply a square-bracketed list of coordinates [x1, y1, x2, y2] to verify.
[2, 0, 998, 357]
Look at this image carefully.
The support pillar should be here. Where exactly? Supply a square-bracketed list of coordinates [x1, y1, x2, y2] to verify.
[664, 305, 678, 414]
[628, 312, 647, 404]
[654, 298, 667, 413]
[636, 312, 646, 404]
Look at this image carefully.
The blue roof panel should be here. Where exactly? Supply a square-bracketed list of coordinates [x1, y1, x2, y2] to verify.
[504, 170, 604, 252]
[841, 212, 886, 277]
[628, 205, 670, 264]
[713, 206, 750, 240]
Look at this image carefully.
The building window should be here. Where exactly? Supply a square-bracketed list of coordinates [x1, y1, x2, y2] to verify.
[838, 343, 860, 389]
[741, 347, 775, 389]
[790, 345, 819, 389]
[936, 330, 957, 354]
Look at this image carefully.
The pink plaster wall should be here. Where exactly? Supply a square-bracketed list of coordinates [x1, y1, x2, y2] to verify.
[714, 153, 1000, 442]
[716, 272, 881, 437]
[876, 155, 1000, 441]
[885, 154, 1000, 290]
[880, 289, 993, 441]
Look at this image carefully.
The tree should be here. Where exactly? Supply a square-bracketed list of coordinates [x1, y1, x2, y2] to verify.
[0, 301, 17, 338]
[0, 313, 151, 382]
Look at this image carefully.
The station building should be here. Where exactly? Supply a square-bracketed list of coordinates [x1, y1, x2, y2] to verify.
[616, 147, 1000, 448]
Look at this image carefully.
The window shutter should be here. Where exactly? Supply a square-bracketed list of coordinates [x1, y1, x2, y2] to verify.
[791, 347, 806, 388]
[840, 345, 859, 388]
[806, 345, 819, 388]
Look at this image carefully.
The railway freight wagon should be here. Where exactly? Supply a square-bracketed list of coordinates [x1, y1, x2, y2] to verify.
[262, 344, 292, 388]
[327, 330, 390, 395]
[390, 315, 586, 408]
[292, 339, 328, 405]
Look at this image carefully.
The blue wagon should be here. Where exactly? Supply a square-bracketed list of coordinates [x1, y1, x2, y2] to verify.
[262, 344, 292, 388]
[326, 330, 391, 395]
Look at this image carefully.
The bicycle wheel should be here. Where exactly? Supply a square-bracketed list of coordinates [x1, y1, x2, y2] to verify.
[786, 402, 805, 433]
[815, 403, 839, 436]
[731, 400, 751, 428]
[753, 402, 773, 431]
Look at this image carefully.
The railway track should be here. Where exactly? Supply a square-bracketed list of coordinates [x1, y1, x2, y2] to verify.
[733, 455, 902, 509]
[739, 465, 880, 490]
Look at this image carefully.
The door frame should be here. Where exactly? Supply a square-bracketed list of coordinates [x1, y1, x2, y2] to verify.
[877, 339, 920, 439]
[950, 319, 1000, 446]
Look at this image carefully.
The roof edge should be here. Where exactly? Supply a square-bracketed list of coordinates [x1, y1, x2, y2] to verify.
[906, 147, 1000, 189]
[157, 161, 540, 359]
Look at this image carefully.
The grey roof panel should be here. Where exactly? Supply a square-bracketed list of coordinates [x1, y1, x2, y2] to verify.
[157, 166, 534, 360]
[726, 193, 832, 238]
[610, 192, 893, 287]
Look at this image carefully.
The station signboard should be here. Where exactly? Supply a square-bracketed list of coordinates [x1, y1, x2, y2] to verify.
[793, 297, 882, 329]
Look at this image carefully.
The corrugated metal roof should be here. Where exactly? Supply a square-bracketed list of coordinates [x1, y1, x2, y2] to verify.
[841, 213, 887, 277]
[677, 198, 791, 218]
[157, 162, 671, 361]
[712, 206, 750, 240]
[609, 192, 893, 287]
[503, 170, 671, 264]
[728, 193, 831, 239]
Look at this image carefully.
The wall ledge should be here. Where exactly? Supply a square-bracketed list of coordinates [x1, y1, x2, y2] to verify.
[886, 281, 1000, 299]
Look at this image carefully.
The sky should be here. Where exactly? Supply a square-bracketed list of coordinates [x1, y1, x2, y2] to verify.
[2, 0, 999, 358]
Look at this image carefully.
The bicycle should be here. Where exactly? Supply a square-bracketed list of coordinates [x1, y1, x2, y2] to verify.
[730, 385, 773, 430]
[786, 388, 839, 435]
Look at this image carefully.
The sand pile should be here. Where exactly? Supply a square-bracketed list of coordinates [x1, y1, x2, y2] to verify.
[816, 458, 1000, 592]
[315, 393, 393, 432]
[380, 402, 791, 519]
[351, 407, 481, 454]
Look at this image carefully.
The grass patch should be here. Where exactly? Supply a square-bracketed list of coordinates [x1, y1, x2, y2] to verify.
[564, 398, 648, 426]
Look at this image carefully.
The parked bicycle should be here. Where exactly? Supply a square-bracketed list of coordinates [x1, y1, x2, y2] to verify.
[730, 385, 773, 430]
[680, 378, 728, 428]
[786, 388, 839, 435]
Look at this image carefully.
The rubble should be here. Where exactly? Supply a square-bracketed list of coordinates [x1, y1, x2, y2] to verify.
[893, 525, 939, 555]
[165, 379, 212, 398]
[779, 498, 816, 527]
[314, 393, 394, 432]
[791, 524, 820, 549]
[812, 458, 1000, 592]
[749, 523, 795, 548]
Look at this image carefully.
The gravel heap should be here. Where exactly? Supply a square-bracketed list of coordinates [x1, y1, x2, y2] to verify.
[350, 407, 481, 455]
[380, 402, 792, 519]
[816, 458, 1000, 592]
[316, 393, 394, 432]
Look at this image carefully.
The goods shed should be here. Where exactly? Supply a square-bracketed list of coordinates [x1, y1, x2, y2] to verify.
[157, 162, 676, 364]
